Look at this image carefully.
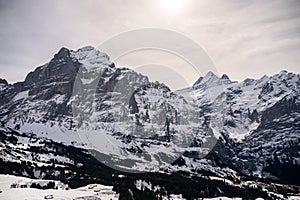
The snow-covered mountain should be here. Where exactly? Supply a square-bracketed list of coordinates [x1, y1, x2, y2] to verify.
[0, 46, 215, 173]
[0, 46, 299, 199]
[177, 70, 300, 183]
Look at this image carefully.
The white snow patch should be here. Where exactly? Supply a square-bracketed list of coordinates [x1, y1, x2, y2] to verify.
[13, 90, 29, 101]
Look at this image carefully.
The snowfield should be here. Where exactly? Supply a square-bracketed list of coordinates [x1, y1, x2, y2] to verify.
[0, 174, 119, 200]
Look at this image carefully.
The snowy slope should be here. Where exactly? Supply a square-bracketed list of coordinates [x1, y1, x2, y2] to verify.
[0, 46, 218, 173]
[0, 46, 115, 145]
[178, 70, 300, 142]
[0, 174, 118, 200]
[176, 70, 300, 182]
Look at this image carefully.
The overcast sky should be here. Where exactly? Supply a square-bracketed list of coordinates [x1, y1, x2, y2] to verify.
[0, 0, 299, 89]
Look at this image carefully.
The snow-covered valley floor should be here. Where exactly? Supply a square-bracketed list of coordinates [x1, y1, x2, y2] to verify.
[1, 174, 300, 200]
[0, 174, 119, 200]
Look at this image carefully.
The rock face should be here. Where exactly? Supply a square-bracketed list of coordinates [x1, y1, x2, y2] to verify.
[0, 46, 212, 173]
[0, 47, 107, 128]
[0, 79, 9, 104]
[0, 46, 299, 185]
[181, 70, 300, 184]
[24, 47, 80, 99]
[0, 48, 80, 127]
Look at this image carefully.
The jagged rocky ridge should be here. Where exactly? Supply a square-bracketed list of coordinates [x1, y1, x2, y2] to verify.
[0, 46, 299, 198]
[0, 46, 213, 173]
[178, 69, 300, 185]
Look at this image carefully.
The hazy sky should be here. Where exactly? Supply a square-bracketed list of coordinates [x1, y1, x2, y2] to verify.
[0, 0, 299, 89]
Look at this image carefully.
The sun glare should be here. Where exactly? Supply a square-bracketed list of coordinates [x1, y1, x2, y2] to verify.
[159, 0, 187, 15]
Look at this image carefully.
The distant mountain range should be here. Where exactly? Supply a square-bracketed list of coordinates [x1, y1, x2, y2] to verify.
[0, 46, 299, 199]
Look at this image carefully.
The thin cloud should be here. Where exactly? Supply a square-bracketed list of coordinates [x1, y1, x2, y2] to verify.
[0, 0, 299, 84]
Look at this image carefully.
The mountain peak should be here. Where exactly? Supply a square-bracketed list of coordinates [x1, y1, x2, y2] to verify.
[279, 70, 288, 75]
[0, 78, 8, 85]
[192, 71, 219, 89]
[53, 47, 71, 61]
[77, 45, 95, 52]
[221, 74, 230, 80]
[192, 71, 234, 89]
[204, 71, 218, 78]
[70, 46, 111, 66]
[0, 78, 8, 91]
[57, 46, 96, 54]
[58, 47, 69, 53]
[202, 71, 220, 83]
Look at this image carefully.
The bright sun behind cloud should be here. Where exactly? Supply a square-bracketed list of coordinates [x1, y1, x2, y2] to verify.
[158, 0, 188, 15]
